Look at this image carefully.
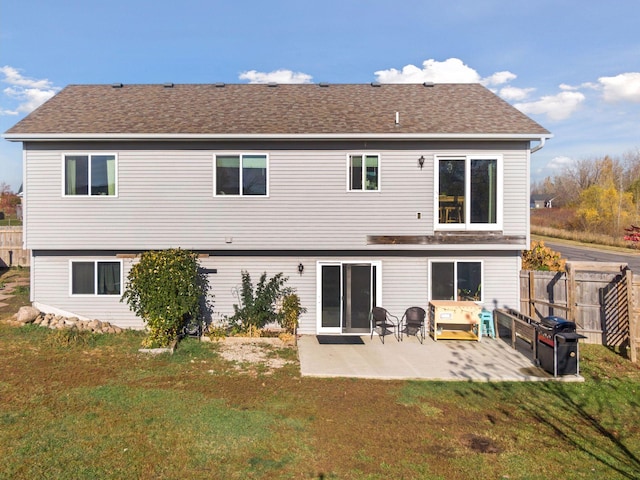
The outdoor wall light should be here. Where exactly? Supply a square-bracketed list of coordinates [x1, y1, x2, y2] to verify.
[418, 155, 425, 169]
[298, 263, 304, 275]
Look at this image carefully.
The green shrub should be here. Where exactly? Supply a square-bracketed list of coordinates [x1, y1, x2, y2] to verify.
[227, 271, 293, 334]
[121, 249, 209, 348]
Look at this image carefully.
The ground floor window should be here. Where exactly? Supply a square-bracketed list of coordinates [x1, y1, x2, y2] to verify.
[430, 260, 482, 302]
[70, 260, 122, 296]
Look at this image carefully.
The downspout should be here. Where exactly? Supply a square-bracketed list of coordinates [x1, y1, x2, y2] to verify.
[531, 136, 546, 154]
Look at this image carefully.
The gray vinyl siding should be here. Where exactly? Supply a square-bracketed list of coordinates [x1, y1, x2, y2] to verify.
[31, 251, 521, 333]
[23, 141, 530, 251]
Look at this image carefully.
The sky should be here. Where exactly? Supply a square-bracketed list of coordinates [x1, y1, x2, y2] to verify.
[1, 0, 640, 191]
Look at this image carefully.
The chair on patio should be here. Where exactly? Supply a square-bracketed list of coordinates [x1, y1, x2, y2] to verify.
[399, 307, 427, 343]
[370, 307, 399, 343]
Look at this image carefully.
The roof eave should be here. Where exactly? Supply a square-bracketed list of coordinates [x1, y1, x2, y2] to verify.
[3, 132, 553, 142]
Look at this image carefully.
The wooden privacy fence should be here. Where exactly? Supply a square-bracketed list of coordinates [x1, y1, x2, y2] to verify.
[520, 261, 638, 362]
[0, 226, 29, 267]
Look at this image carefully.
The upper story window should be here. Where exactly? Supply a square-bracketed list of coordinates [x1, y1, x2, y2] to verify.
[436, 155, 502, 230]
[64, 154, 117, 196]
[215, 154, 268, 196]
[349, 154, 379, 191]
[70, 260, 122, 296]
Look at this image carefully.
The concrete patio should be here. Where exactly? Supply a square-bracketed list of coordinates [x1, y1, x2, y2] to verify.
[297, 334, 585, 382]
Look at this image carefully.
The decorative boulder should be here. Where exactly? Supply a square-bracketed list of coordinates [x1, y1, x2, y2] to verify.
[14, 306, 41, 325]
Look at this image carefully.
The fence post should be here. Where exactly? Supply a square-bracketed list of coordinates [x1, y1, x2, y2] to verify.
[566, 262, 576, 323]
[528, 271, 535, 318]
[629, 269, 638, 363]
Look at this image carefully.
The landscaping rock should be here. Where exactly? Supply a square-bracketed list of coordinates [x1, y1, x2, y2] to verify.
[15, 311, 126, 335]
[14, 306, 40, 324]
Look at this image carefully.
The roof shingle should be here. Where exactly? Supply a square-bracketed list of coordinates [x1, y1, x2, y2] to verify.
[5, 83, 550, 137]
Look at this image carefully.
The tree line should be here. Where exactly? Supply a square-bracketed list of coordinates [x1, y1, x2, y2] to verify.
[531, 148, 640, 237]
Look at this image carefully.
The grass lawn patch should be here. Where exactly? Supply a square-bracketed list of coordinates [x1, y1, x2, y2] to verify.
[1, 321, 639, 479]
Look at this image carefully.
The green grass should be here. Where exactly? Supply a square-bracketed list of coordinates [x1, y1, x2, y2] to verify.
[0, 324, 639, 479]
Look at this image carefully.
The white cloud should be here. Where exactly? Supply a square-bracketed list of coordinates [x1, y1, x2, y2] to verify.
[0, 66, 59, 115]
[498, 86, 535, 101]
[374, 58, 481, 84]
[515, 91, 585, 121]
[598, 72, 640, 103]
[239, 69, 313, 84]
[482, 70, 517, 86]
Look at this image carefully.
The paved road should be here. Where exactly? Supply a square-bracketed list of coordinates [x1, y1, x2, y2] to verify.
[543, 241, 640, 273]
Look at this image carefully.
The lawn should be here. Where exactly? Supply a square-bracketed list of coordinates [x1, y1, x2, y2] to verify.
[0, 322, 639, 480]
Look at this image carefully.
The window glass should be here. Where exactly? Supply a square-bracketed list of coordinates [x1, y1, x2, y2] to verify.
[215, 154, 267, 196]
[242, 155, 267, 195]
[97, 262, 121, 295]
[438, 157, 499, 227]
[438, 159, 465, 224]
[470, 159, 497, 224]
[72, 262, 94, 294]
[349, 154, 379, 191]
[216, 155, 240, 195]
[65, 154, 116, 196]
[457, 262, 482, 301]
[431, 261, 482, 302]
[431, 262, 454, 300]
[350, 155, 363, 190]
[91, 155, 116, 196]
[71, 261, 121, 295]
[365, 155, 379, 190]
[65, 156, 89, 195]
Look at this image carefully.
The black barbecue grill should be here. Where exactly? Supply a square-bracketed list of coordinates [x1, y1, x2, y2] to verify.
[535, 316, 586, 376]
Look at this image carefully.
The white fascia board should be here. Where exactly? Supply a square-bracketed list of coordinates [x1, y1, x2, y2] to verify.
[3, 132, 553, 142]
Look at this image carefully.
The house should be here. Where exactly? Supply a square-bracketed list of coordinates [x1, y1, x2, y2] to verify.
[4, 83, 551, 334]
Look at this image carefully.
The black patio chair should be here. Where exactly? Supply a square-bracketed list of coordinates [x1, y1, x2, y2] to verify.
[399, 307, 427, 343]
[370, 307, 399, 343]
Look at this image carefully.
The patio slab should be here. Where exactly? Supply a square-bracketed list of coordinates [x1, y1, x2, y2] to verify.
[297, 334, 585, 382]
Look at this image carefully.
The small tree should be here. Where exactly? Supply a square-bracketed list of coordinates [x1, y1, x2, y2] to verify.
[121, 249, 209, 347]
[281, 293, 307, 334]
[522, 241, 566, 272]
[228, 270, 293, 335]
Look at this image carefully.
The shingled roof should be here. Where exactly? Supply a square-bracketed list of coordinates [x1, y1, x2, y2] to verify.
[5, 83, 550, 140]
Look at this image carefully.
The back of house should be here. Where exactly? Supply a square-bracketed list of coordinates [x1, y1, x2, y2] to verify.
[4, 82, 550, 334]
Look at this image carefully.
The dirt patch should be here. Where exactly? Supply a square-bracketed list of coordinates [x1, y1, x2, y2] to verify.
[217, 341, 295, 374]
[461, 433, 503, 454]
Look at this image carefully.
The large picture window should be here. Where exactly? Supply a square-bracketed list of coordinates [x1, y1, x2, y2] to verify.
[437, 156, 500, 229]
[349, 154, 379, 191]
[215, 154, 268, 196]
[71, 261, 122, 296]
[430, 260, 482, 302]
[64, 154, 117, 196]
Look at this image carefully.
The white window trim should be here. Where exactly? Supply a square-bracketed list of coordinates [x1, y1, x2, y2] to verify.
[61, 153, 119, 198]
[213, 153, 270, 197]
[346, 153, 381, 192]
[69, 259, 123, 297]
[428, 259, 484, 303]
[316, 260, 383, 334]
[434, 154, 502, 231]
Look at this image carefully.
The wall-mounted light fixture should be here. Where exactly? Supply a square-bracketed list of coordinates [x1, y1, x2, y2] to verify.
[418, 155, 425, 169]
[298, 263, 304, 275]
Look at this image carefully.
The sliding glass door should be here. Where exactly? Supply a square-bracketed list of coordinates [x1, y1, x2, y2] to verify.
[318, 262, 380, 334]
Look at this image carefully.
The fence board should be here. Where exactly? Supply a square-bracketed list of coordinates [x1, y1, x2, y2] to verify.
[0, 227, 29, 267]
[521, 262, 636, 361]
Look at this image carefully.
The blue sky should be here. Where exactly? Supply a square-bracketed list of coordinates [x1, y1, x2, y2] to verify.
[1, 0, 639, 191]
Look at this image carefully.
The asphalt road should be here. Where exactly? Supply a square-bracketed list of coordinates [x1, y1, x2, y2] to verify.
[543, 240, 640, 273]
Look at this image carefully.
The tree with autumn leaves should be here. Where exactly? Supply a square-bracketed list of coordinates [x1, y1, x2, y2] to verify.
[0, 183, 20, 217]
